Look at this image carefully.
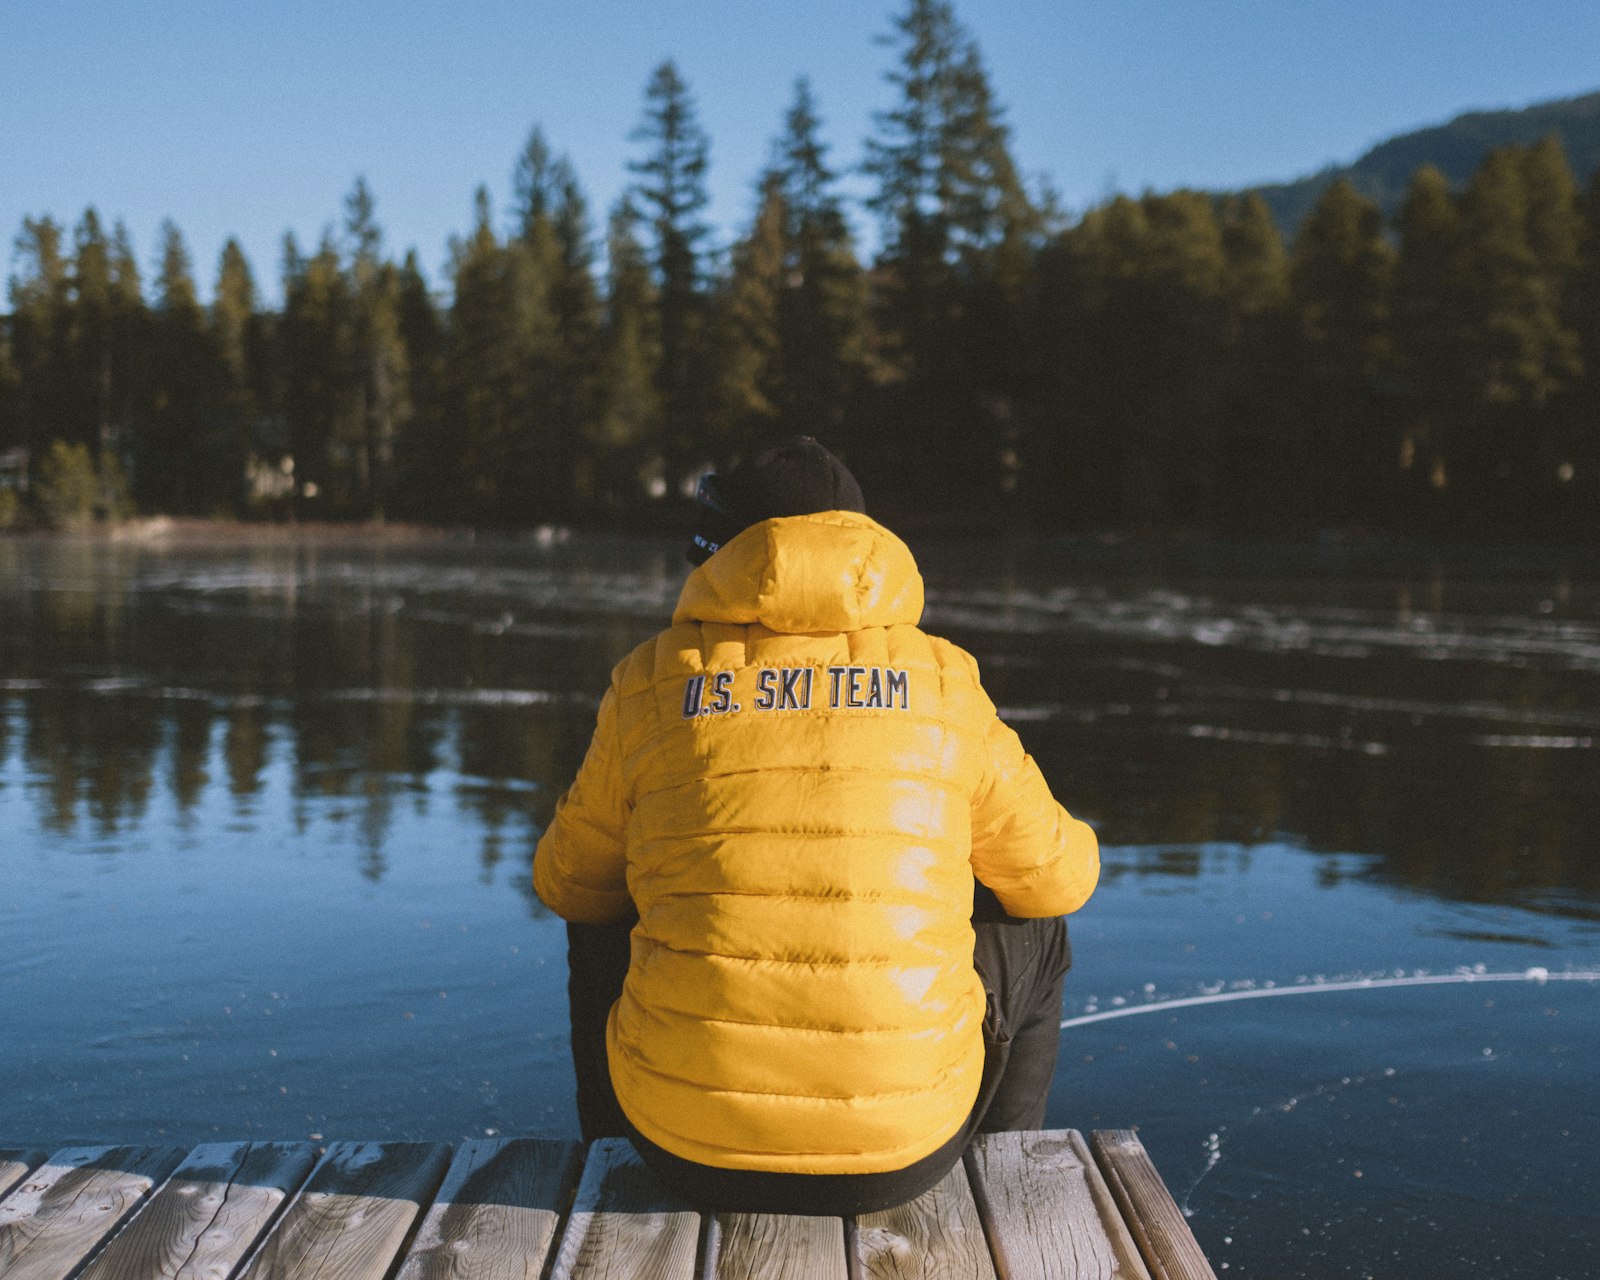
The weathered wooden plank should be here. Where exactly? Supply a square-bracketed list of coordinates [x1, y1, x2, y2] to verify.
[74, 1141, 318, 1280]
[236, 1141, 451, 1280]
[547, 1138, 702, 1280]
[0, 1145, 185, 1280]
[965, 1130, 1149, 1280]
[713, 1209, 847, 1280]
[1089, 1132, 1216, 1280]
[394, 1138, 582, 1280]
[0, 1151, 50, 1203]
[852, 1161, 996, 1280]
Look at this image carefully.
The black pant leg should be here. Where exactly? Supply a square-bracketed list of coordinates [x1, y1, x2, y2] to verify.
[970, 886, 1073, 1132]
[565, 916, 636, 1142]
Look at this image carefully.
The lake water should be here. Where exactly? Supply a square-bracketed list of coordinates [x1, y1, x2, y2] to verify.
[2, 530, 1597, 1278]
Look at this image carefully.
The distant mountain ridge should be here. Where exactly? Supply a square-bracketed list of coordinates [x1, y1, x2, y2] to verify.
[1245, 90, 1600, 237]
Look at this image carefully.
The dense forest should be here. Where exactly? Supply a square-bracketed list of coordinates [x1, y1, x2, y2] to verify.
[3, 0, 1598, 539]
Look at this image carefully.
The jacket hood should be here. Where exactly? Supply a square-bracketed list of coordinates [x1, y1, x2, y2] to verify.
[673, 510, 925, 633]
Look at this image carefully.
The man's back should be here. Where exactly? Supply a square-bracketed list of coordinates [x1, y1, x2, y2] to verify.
[534, 510, 1098, 1175]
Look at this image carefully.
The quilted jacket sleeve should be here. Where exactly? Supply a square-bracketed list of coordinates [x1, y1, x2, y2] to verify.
[533, 683, 634, 923]
[964, 668, 1099, 919]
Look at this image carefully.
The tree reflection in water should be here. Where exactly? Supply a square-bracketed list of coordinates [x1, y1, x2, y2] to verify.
[1, 532, 1596, 915]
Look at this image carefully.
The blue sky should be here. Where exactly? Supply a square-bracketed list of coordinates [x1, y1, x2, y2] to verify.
[4, 0, 1599, 301]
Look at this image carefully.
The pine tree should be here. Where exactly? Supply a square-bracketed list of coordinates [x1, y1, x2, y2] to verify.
[1461, 148, 1572, 410]
[1554, 171, 1600, 531]
[1520, 136, 1582, 288]
[280, 230, 354, 516]
[1289, 180, 1395, 525]
[863, 0, 962, 424]
[142, 220, 226, 514]
[1516, 136, 1584, 513]
[213, 238, 262, 482]
[1454, 144, 1582, 519]
[446, 188, 512, 519]
[391, 251, 450, 520]
[1137, 191, 1231, 526]
[444, 186, 559, 524]
[628, 60, 714, 489]
[0, 315, 18, 455]
[549, 164, 605, 512]
[943, 41, 1038, 273]
[1394, 166, 1469, 510]
[713, 175, 785, 445]
[862, 0, 1037, 513]
[593, 196, 661, 504]
[514, 128, 604, 514]
[1510, 136, 1587, 524]
[864, 0, 958, 273]
[513, 127, 563, 241]
[1022, 216, 1093, 525]
[343, 178, 409, 517]
[106, 221, 146, 461]
[1217, 193, 1294, 514]
[70, 210, 116, 456]
[768, 78, 868, 447]
[1218, 193, 1288, 321]
[9, 218, 78, 478]
[1047, 191, 1229, 527]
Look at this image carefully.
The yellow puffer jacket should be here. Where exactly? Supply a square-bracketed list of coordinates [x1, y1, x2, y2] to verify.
[533, 511, 1098, 1174]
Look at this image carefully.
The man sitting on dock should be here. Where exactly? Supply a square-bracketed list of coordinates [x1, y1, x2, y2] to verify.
[534, 435, 1099, 1215]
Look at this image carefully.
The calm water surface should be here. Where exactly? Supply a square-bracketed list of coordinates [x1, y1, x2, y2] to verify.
[2, 531, 1597, 1278]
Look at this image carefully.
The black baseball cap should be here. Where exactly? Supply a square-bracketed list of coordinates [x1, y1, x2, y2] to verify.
[688, 436, 866, 565]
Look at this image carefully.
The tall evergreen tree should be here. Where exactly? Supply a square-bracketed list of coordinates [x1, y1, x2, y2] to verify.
[513, 127, 563, 241]
[1453, 144, 1582, 518]
[1059, 192, 1229, 526]
[391, 251, 450, 520]
[943, 41, 1038, 271]
[1394, 166, 1469, 509]
[514, 129, 604, 514]
[8, 218, 76, 471]
[628, 60, 714, 488]
[768, 78, 869, 447]
[1554, 170, 1600, 530]
[69, 210, 120, 458]
[141, 220, 226, 513]
[1289, 180, 1396, 524]
[593, 196, 661, 504]
[213, 239, 266, 490]
[1218, 193, 1289, 321]
[444, 186, 559, 524]
[1211, 194, 1297, 531]
[280, 230, 353, 516]
[1514, 136, 1583, 511]
[1461, 148, 1575, 409]
[713, 175, 784, 445]
[862, 0, 1037, 513]
[343, 178, 408, 516]
[106, 222, 146, 459]
[0, 314, 19, 454]
[1520, 136, 1582, 288]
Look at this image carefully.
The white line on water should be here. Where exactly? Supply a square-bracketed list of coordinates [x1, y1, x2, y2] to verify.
[1060, 968, 1600, 1030]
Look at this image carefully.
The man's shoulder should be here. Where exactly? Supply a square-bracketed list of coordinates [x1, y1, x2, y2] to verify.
[609, 623, 706, 694]
[913, 630, 984, 685]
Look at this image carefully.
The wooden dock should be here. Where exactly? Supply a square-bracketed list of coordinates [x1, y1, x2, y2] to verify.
[0, 1129, 1215, 1279]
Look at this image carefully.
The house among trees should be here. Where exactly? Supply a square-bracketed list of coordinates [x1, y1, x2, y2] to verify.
[0, 447, 28, 494]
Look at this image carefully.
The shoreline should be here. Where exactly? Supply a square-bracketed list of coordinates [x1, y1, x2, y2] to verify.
[3, 514, 1597, 573]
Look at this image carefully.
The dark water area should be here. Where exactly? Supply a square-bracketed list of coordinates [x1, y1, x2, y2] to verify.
[2, 530, 1597, 1279]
